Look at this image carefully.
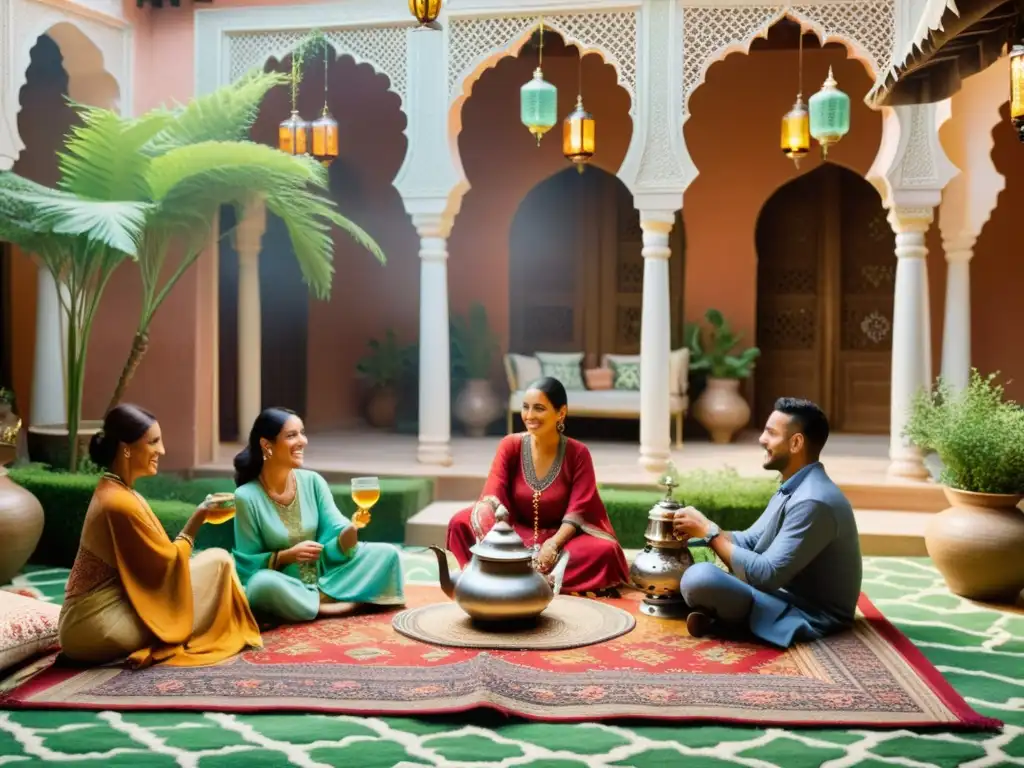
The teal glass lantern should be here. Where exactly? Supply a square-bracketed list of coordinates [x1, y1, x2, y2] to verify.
[808, 66, 850, 157]
[521, 67, 558, 145]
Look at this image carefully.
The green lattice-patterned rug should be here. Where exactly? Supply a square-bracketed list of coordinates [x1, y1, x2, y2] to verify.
[1, 553, 1022, 767]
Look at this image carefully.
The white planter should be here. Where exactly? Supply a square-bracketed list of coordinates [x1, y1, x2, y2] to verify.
[455, 379, 501, 437]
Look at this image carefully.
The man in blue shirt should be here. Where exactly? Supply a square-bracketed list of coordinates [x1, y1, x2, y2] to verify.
[672, 397, 862, 648]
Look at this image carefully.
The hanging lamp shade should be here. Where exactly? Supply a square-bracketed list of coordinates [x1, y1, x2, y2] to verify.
[563, 95, 596, 172]
[808, 67, 850, 157]
[1011, 44, 1024, 143]
[521, 67, 558, 145]
[279, 110, 311, 156]
[409, 0, 442, 26]
[780, 96, 810, 167]
[311, 106, 339, 166]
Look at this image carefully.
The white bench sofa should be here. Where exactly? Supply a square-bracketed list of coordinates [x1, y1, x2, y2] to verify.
[503, 350, 690, 447]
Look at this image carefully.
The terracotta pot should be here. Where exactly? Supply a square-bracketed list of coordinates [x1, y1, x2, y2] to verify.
[692, 377, 751, 444]
[455, 379, 501, 437]
[27, 420, 103, 470]
[365, 386, 398, 429]
[0, 469, 45, 585]
[925, 487, 1024, 603]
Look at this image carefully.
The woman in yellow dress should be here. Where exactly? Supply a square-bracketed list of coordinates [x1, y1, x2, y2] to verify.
[57, 404, 262, 668]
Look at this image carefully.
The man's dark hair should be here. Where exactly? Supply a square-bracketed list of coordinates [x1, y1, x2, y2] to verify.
[773, 397, 830, 459]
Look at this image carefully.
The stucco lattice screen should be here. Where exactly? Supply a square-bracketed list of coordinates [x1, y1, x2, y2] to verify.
[447, 12, 638, 113]
[227, 26, 408, 103]
[681, 1, 894, 116]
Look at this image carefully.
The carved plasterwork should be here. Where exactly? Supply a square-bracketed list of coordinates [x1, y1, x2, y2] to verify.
[2, 0, 130, 167]
[447, 11, 638, 114]
[227, 27, 408, 104]
[681, 1, 895, 117]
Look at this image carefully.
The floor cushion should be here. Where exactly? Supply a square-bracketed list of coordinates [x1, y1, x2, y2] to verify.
[0, 589, 60, 673]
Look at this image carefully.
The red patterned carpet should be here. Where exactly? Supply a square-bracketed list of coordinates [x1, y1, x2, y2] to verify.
[1, 586, 999, 729]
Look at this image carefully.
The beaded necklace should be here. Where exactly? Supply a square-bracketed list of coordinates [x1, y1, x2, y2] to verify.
[520, 433, 567, 555]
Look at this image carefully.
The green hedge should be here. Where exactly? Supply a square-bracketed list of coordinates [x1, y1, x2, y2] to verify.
[599, 468, 778, 549]
[8, 467, 433, 568]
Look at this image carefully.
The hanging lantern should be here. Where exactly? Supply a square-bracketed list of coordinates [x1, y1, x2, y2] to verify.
[521, 67, 558, 145]
[563, 95, 596, 172]
[311, 107, 339, 166]
[780, 96, 810, 167]
[1010, 44, 1024, 143]
[409, 0, 442, 27]
[808, 66, 850, 158]
[278, 110, 310, 156]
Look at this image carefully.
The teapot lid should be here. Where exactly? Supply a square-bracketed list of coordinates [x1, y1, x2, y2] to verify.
[469, 508, 534, 561]
[652, 473, 682, 512]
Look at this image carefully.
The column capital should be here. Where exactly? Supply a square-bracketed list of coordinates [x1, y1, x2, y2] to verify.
[412, 212, 453, 240]
[941, 233, 977, 262]
[887, 205, 933, 235]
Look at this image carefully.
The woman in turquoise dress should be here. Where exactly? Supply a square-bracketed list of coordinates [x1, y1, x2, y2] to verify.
[232, 407, 404, 622]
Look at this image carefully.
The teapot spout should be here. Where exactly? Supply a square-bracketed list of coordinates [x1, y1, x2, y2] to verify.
[428, 545, 459, 598]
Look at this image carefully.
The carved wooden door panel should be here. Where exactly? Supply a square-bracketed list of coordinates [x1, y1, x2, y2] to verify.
[834, 171, 893, 433]
[755, 165, 892, 433]
[755, 173, 825, 427]
[509, 172, 586, 354]
[511, 170, 684, 365]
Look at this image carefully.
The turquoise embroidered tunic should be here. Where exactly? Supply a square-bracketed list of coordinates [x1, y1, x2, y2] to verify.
[232, 469, 404, 622]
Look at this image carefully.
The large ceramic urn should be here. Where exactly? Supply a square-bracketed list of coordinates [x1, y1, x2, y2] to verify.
[925, 487, 1024, 603]
[0, 406, 45, 585]
[693, 377, 751, 444]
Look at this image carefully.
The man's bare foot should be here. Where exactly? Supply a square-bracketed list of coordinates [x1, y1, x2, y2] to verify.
[317, 601, 358, 617]
[686, 610, 715, 638]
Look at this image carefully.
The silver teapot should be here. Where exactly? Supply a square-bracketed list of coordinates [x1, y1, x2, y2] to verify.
[629, 476, 694, 618]
[429, 508, 568, 623]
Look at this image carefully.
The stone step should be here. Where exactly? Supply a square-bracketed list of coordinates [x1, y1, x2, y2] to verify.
[404, 501, 932, 557]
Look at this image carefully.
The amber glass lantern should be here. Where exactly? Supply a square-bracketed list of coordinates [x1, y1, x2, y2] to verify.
[1010, 44, 1024, 143]
[563, 96, 596, 172]
[781, 96, 810, 167]
[311, 106, 339, 166]
[409, 0, 442, 27]
[279, 110, 310, 156]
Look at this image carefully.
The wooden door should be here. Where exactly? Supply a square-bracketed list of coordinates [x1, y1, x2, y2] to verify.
[755, 164, 892, 433]
[510, 168, 685, 362]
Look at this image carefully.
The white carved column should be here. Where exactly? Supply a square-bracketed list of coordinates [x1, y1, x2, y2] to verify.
[30, 267, 66, 426]
[936, 62, 1007, 391]
[413, 213, 454, 466]
[617, 0, 693, 472]
[867, 102, 958, 479]
[235, 199, 266, 437]
[887, 206, 933, 479]
[395, 14, 463, 466]
[939, 235, 974, 391]
[638, 211, 674, 472]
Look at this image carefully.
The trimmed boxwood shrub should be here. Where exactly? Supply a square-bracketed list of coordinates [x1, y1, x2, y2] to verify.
[8, 467, 433, 568]
[599, 468, 777, 548]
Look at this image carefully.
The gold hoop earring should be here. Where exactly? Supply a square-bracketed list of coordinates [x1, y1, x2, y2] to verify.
[123, 449, 130, 459]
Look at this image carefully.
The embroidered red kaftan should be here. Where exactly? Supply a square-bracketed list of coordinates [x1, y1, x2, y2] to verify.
[445, 434, 630, 594]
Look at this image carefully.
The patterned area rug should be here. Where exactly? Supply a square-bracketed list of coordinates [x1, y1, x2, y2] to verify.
[1, 556, 1021, 767]
[1, 582, 999, 730]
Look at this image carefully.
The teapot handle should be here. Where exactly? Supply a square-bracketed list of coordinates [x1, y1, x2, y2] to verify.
[549, 550, 570, 596]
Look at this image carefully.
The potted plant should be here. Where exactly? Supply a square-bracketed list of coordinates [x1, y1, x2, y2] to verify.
[904, 370, 1024, 602]
[356, 330, 411, 429]
[451, 303, 501, 437]
[686, 308, 761, 444]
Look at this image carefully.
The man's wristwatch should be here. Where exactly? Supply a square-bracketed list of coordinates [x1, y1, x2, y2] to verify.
[705, 523, 721, 542]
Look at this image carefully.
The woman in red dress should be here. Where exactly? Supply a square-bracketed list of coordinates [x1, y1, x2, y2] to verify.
[445, 377, 630, 595]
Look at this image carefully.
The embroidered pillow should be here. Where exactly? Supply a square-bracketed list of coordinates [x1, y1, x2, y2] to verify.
[535, 352, 586, 391]
[0, 589, 61, 673]
[507, 354, 542, 391]
[611, 360, 641, 390]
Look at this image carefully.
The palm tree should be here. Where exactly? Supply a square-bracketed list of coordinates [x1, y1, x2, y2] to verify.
[0, 69, 385, 470]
